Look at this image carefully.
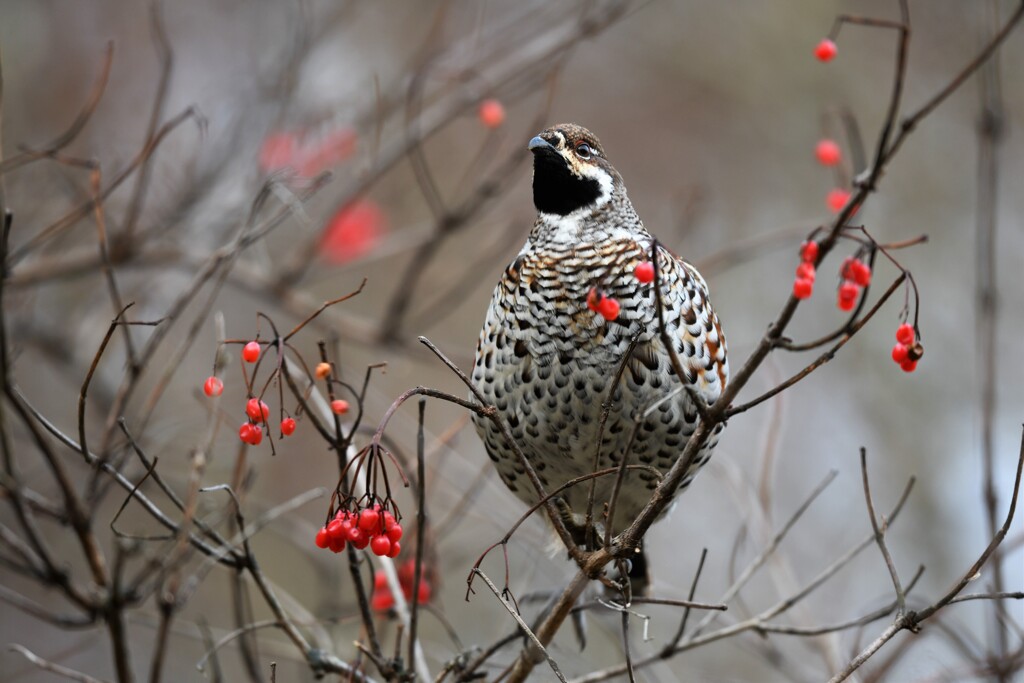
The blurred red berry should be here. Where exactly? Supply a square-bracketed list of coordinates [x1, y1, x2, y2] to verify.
[815, 38, 837, 62]
[415, 580, 432, 604]
[242, 341, 260, 363]
[800, 241, 819, 263]
[796, 262, 816, 281]
[203, 376, 224, 397]
[891, 344, 909, 364]
[280, 417, 296, 436]
[837, 282, 859, 311]
[386, 541, 401, 558]
[815, 139, 842, 166]
[247, 424, 263, 446]
[331, 399, 350, 415]
[826, 188, 851, 213]
[634, 261, 655, 283]
[793, 278, 813, 300]
[851, 260, 871, 286]
[900, 358, 918, 373]
[370, 535, 391, 557]
[478, 99, 506, 128]
[371, 586, 395, 612]
[315, 527, 329, 549]
[895, 323, 915, 345]
[259, 131, 298, 172]
[597, 296, 621, 321]
[320, 200, 386, 265]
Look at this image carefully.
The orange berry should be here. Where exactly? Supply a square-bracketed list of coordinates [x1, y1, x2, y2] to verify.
[315, 362, 331, 380]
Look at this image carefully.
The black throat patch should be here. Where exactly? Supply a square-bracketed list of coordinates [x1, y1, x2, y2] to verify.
[532, 150, 601, 216]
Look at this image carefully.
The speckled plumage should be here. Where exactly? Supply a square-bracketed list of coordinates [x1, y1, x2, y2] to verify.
[472, 124, 728, 540]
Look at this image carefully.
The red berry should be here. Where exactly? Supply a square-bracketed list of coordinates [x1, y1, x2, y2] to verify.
[383, 511, 397, 529]
[315, 362, 331, 380]
[247, 424, 263, 445]
[800, 240, 819, 263]
[352, 530, 370, 550]
[586, 288, 603, 312]
[815, 38, 837, 62]
[374, 571, 388, 592]
[793, 277, 813, 300]
[837, 282, 859, 311]
[246, 398, 270, 422]
[328, 535, 346, 553]
[348, 525, 366, 543]
[387, 523, 403, 543]
[280, 417, 296, 436]
[331, 399, 349, 415]
[851, 260, 871, 286]
[840, 257, 854, 280]
[370, 534, 391, 557]
[478, 99, 506, 128]
[597, 296, 621, 321]
[320, 200, 386, 265]
[259, 131, 298, 173]
[371, 587, 395, 612]
[796, 262, 816, 281]
[242, 341, 260, 363]
[415, 580, 432, 604]
[826, 188, 851, 213]
[315, 527, 329, 549]
[900, 358, 918, 373]
[203, 376, 224, 397]
[891, 344, 909, 364]
[239, 423, 254, 443]
[815, 139, 842, 166]
[895, 323, 915, 346]
[327, 518, 346, 541]
[358, 508, 380, 532]
[386, 541, 401, 558]
[634, 261, 655, 284]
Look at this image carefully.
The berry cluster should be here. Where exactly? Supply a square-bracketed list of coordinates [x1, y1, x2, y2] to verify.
[259, 125, 357, 179]
[836, 256, 871, 311]
[891, 323, 923, 373]
[202, 339, 303, 448]
[314, 504, 403, 558]
[371, 559, 433, 612]
[586, 288, 621, 321]
[792, 240, 819, 300]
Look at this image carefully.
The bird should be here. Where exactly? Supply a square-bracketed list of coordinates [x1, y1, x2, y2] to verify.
[471, 123, 728, 590]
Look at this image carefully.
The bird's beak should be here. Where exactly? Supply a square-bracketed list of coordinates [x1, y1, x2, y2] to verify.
[528, 135, 556, 153]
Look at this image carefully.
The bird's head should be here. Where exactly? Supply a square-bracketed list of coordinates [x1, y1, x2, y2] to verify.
[529, 123, 621, 216]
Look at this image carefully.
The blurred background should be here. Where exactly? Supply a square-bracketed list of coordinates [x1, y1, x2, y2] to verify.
[0, 1, 1021, 681]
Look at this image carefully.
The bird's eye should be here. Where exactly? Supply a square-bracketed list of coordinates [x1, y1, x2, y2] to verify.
[575, 143, 593, 159]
